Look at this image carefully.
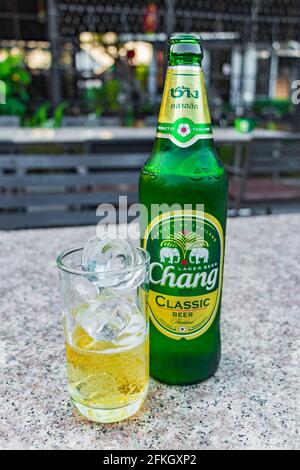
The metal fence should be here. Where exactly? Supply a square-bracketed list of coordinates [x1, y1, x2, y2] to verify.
[1, 1, 300, 120]
[2, 1, 300, 42]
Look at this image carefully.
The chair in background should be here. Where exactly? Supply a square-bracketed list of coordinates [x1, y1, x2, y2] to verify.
[228, 138, 300, 213]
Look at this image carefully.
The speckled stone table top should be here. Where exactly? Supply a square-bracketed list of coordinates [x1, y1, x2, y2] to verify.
[0, 214, 299, 450]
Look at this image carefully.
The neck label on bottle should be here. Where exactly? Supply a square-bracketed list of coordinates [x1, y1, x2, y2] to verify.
[143, 210, 224, 340]
[156, 66, 213, 148]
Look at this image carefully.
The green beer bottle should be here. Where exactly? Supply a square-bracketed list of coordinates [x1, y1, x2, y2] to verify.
[139, 34, 228, 385]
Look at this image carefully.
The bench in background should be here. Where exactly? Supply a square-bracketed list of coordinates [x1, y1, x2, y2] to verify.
[1, 136, 300, 229]
[0, 139, 152, 230]
[228, 138, 300, 213]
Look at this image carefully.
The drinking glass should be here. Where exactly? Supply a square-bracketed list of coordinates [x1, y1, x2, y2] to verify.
[57, 245, 150, 423]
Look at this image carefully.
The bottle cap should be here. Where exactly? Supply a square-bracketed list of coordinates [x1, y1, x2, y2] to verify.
[169, 34, 202, 45]
[168, 34, 203, 64]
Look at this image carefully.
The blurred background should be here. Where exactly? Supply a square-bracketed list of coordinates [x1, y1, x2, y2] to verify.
[1, 0, 300, 229]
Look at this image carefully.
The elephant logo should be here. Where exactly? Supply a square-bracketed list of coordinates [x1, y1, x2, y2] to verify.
[159, 230, 209, 265]
[189, 247, 209, 264]
[160, 247, 180, 264]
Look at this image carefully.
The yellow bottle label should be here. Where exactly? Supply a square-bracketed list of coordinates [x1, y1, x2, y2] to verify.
[156, 66, 212, 148]
[143, 210, 224, 340]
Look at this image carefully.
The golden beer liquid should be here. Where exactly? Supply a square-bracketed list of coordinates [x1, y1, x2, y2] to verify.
[65, 322, 149, 411]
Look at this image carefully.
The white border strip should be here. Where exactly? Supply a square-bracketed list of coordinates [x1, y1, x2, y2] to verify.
[168, 66, 201, 71]
[156, 132, 213, 147]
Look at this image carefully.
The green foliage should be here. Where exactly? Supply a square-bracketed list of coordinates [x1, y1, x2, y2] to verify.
[24, 102, 51, 127]
[85, 78, 121, 116]
[135, 65, 148, 89]
[254, 98, 292, 118]
[53, 102, 68, 128]
[0, 54, 31, 117]
[24, 101, 68, 128]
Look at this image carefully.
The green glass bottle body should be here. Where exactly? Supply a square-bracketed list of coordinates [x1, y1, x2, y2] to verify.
[139, 35, 228, 385]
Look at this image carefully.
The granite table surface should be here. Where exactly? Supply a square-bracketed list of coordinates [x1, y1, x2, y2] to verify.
[0, 214, 299, 450]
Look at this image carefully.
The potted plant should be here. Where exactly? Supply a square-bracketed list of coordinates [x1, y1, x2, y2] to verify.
[0, 54, 31, 124]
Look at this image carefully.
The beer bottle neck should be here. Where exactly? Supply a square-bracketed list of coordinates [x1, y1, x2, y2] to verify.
[154, 36, 213, 152]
